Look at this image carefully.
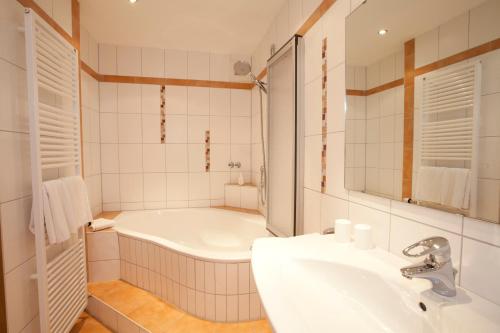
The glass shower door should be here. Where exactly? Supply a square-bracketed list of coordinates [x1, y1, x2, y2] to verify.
[266, 36, 304, 237]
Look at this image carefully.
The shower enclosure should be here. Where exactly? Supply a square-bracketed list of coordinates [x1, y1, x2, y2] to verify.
[266, 35, 304, 237]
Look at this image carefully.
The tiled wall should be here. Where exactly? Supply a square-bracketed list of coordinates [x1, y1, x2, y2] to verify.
[81, 71, 103, 216]
[345, 51, 405, 199]
[33, 0, 73, 36]
[86, 230, 120, 283]
[97, 44, 254, 211]
[251, 0, 500, 306]
[118, 234, 265, 322]
[412, 0, 500, 223]
[0, 1, 74, 332]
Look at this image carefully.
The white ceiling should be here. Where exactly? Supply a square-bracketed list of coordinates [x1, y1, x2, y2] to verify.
[80, 0, 287, 55]
[347, 0, 487, 66]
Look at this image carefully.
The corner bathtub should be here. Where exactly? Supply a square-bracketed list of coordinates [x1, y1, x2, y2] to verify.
[113, 208, 269, 322]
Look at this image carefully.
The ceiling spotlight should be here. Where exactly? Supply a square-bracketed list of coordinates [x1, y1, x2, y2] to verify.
[129, 0, 137, 3]
[378, 29, 388, 36]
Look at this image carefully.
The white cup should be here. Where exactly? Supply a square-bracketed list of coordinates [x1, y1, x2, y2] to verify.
[354, 224, 373, 250]
[335, 219, 352, 243]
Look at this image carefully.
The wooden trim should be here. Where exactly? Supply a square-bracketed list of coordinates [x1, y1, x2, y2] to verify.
[99, 73, 254, 90]
[17, 0, 78, 50]
[415, 37, 500, 76]
[297, 0, 337, 36]
[346, 78, 404, 96]
[256, 68, 267, 81]
[0, 219, 6, 333]
[366, 78, 404, 95]
[253, 0, 337, 84]
[80, 61, 103, 81]
[402, 39, 415, 199]
[71, 0, 80, 50]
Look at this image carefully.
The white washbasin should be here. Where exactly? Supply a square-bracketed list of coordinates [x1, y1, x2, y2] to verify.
[251, 234, 500, 333]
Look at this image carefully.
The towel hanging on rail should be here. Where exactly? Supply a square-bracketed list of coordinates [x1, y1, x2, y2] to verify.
[29, 176, 93, 244]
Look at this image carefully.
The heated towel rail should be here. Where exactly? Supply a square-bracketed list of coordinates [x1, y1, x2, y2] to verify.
[418, 61, 481, 215]
[25, 9, 87, 333]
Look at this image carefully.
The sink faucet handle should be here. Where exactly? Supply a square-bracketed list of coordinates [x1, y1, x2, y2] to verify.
[402, 237, 451, 262]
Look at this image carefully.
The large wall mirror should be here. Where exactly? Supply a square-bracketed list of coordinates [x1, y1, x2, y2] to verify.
[345, 0, 500, 223]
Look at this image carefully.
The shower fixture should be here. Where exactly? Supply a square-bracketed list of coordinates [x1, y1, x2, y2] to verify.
[233, 61, 267, 206]
[233, 61, 267, 94]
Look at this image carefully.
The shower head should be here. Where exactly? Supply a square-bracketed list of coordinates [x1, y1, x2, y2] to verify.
[233, 61, 252, 76]
[233, 60, 267, 93]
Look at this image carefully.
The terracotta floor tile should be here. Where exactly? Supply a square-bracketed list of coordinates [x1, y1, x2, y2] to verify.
[70, 312, 112, 333]
[88, 281, 274, 333]
[127, 298, 185, 332]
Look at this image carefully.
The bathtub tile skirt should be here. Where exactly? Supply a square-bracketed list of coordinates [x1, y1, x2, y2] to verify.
[116, 234, 266, 322]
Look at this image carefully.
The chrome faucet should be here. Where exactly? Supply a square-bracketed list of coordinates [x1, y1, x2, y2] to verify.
[400, 237, 457, 297]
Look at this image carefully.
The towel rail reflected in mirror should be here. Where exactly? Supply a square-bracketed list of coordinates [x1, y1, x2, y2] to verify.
[344, 0, 500, 224]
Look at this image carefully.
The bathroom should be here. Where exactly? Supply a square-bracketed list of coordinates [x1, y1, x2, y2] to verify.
[0, 0, 499, 331]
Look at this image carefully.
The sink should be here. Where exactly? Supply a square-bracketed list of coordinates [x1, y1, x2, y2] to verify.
[251, 234, 500, 333]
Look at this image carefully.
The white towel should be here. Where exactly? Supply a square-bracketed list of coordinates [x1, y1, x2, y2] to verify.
[30, 176, 93, 244]
[61, 176, 93, 228]
[29, 179, 71, 244]
[415, 166, 445, 204]
[440, 168, 471, 209]
[90, 218, 116, 231]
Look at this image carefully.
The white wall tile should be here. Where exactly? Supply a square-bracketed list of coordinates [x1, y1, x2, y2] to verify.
[188, 115, 209, 143]
[304, 135, 322, 192]
[211, 172, 230, 200]
[4, 258, 38, 333]
[230, 117, 251, 144]
[117, 84, 141, 114]
[0, 132, 31, 202]
[210, 54, 230, 81]
[165, 115, 188, 143]
[165, 49, 188, 79]
[189, 173, 210, 200]
[188, 144, 206, 172]
[117, 46, 141, 76]
[99, 44, 117, 75]
[165, 144, 188, 172]
[166, 173, 189, 201]
[0, 197, 34, 273]
[188, 87, 210, 115]
[463, 217, 500, 247]
[210, 116, 230, 144]
[141, 84, 160, 114]
[141, 47, 164, 77]
[101, 144, 119, 173]
[438, 13, 469, 60]
[349, 202, 390, 249]
[188, 52, 210, 80]
[144, 173, 166, 202]
[461, 238, 500, 305]
[241, 186, 258, 209]
[166, 86, 188, 115]
[52, 0, 72, 35]
[304, 188, 321, 234]
[230, 89, 251, 117]
[415, 29, 439, 68]
[327, 65, 346, 133]
[0, 60, 28, 134]
[469, 0, 500, 48]
[102, 174, 120, 203]
[100, 83, 117, 113]
[320, 194, 349, 231]
[119, 174, 143, 202]
[225, 185, 241, 207]
[142, 114, 161, 143]
[118, 114, 142, 143]
[210, 89, 230, 116]
[143, 144, 166, 172]
[304, 78, 322, 136]
[100, 113, 118, 143]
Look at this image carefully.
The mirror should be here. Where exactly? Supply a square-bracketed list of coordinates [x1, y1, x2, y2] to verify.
[345, 0, 500, 223]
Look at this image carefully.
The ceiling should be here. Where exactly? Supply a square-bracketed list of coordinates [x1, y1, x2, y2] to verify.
[80, 0, 287, 55]
[346, 0, 487, 66]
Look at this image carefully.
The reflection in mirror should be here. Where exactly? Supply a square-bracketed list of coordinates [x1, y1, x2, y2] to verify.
[345, 0, 500, 223]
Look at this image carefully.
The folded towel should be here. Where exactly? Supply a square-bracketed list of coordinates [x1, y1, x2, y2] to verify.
[90, 218, 116, 231]
[440, 168, 471, 209]
[415, 166, 471, 210]
[415, 166, 445, 204]
[30, 176, 93, 244]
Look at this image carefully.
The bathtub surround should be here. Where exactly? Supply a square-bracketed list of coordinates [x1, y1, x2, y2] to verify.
[251, 0, 500, 306]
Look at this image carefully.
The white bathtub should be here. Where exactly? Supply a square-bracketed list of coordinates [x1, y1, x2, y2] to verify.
[111, 208, 269, 322]
[114, 208, 269, 261]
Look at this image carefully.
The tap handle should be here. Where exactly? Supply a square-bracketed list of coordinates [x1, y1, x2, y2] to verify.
[402, 237, 451, 261]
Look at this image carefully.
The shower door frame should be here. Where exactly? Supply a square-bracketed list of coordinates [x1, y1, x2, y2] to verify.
[265, 35, 305, 237]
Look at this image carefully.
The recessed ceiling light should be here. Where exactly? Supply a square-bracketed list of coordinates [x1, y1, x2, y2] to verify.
[129, 0, 137, 3]
[378, 29, 388, 36]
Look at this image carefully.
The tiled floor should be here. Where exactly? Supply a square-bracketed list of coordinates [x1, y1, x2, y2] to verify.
[71, 312, 112, 333]
[88, 280, 273, 333]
